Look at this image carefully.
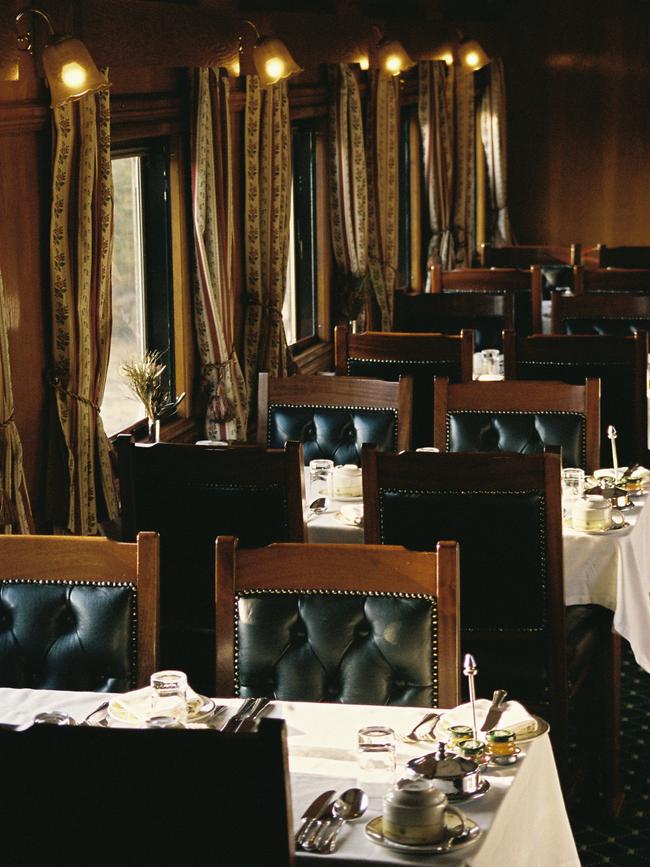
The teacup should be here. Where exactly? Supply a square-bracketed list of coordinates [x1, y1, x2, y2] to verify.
[572, 495, 625, 532]
[333, 464, 362, 498]
[382, 777, 465, 846]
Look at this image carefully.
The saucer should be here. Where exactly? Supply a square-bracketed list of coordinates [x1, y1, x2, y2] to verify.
[365, 812, 481, 855]
[105, 694, 218, 727]
[575, 521, 629, 535]
[334, 493, 363, 502]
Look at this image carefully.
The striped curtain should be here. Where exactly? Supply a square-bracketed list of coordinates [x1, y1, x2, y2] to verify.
[419, 61, 476, 275]
[328, 64, 368, 326]
[418, 61, 454, 273]
[480, 58, 513, 246]
[191, 68, 248, 442]
[0, 270, 32, 533]
[47, 85, 119, 535]
[242, 76, 293, 429]
[366, 71, 399, 330]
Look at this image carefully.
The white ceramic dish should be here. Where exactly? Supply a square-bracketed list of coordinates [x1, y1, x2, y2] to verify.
[365, 812, 481, 855]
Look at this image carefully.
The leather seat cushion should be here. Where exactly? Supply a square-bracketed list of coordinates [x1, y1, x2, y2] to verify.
[0, 583, 136, 692]
[447, 411, 585, 467]
[236, 592, 438, 707]
[267, 406, 397, 464]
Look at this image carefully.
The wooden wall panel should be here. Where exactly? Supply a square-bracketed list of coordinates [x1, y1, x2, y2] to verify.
[503, 0, 650, 246]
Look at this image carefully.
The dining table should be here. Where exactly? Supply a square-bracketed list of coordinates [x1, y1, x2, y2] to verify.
[306, 472, 650, 675]
[0, 688, 580, 866]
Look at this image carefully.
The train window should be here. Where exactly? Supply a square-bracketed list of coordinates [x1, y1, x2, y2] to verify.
[282, 119, 318, 349]
[102, 139, 174, 436]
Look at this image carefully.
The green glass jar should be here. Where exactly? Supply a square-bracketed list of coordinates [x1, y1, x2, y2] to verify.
[487, 728, 516, 756]
[458, 738, 485, 761]
[448, 725, 473, 749]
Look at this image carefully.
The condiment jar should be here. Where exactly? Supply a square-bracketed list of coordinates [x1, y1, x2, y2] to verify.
[486, 729, 516, 756]
[382, 777, 465, 845]
[332, 464, 362, 498]
[447, 725, 473, 749]
[458, 739, 486, 762]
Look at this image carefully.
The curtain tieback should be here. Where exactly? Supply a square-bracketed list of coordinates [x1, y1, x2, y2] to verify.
[203, 351, 237, 424]
[243, 293, 283, 320]
[47, 371, 100, 413]
[0, 411, 15, 428]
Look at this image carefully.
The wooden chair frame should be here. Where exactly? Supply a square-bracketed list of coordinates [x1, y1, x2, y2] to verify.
[117, 437, 306, 544]
[334, 324, 474, 381]
[430, 264, 544, 335]
[479, 242, 581, 268]
[551, 290, 650, 335]
[596, 244, 650, 269]
[215, 536, 460, 708]
[432, 376, 601, 473]
[503, 330, 649, 469]
[0, 531, 159, 687]
[573, 265, 650, 295]
[256, 371, 414, 453]
[393, 288, 517, 343]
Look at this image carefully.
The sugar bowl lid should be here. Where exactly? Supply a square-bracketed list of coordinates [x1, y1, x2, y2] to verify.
[406, 741, 478, 781]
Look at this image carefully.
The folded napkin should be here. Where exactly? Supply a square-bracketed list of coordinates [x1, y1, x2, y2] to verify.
[439, 699, 538, 738]
[108, 685, 203, 726]
[336, 504, 363, 526]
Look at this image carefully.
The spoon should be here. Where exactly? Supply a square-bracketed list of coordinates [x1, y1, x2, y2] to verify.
[307, 497, 328, 520]
[403, 711, 441, 743]
[308, 788, 368, 852]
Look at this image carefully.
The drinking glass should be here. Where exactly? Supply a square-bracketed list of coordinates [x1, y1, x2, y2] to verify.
[149, 670, 188, 724]
[480, 348, 503, 379]
[562, 468, 585, 521]
[357, 725, 396, 806]
[309, 459, 334, 500]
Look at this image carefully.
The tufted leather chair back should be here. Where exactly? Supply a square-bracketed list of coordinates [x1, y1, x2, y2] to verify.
[504, 331, 649, 468]
[433, 378, 600, 473]
[394, 286, 516, 351]
[362, 447, 566, 720]
[215, 538, 460, 708]
[0, 717, 293, 866]
[0, 532, 159, 691]
[257, 373, 413, 463]
[117, 438, 304, 694]
[334, 326, 473, 448]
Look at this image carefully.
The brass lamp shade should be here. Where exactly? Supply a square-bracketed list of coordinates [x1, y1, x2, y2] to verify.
[42, 36, 109, 107]
[376, 39, 415, 77]
[458, 39, 490, 71]
[252, 36, 302, 86]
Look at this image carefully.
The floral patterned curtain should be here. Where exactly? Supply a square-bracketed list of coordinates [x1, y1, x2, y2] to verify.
[419, 61, 476, 276]
[47, 84, 119, 535]
[480, 58, 513, 246]
[191, 68, 248, 442]
[366, 71, 399, 330]
[0, 270, 32, 533]
[328, 64, 368, 325]
[242, 76, 293, 430]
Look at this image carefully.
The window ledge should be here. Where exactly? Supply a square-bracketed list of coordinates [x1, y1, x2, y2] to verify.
[293, 341, 333, 375]
[110, 414, 199, 445]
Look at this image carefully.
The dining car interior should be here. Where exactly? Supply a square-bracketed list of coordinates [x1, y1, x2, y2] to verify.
[0, 0, 648, 863]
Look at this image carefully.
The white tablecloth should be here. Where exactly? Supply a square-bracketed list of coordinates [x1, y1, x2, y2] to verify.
[307, 486, 650, 673]
[0, 690, 579, 867]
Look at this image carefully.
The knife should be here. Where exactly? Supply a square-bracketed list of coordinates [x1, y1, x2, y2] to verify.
[219, 697, 258, 733]
[295, 790, 336, 849]
[480, 689, 508, 732]
[233, 697, 271, 733]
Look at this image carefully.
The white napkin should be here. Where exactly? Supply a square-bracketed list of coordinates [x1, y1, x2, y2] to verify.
[336, 504, 363, 526]
[439, 699, 538, 738]
[108, 685, 203, 726]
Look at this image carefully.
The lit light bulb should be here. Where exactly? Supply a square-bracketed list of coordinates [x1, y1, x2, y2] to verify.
[229, 57, 241, 77]
[357, 55, 369, 71]
[442, 52, 453, 66]
[61, 62, 87, 90]
[464, 51, 480, 69]
[264, 57, 285, 82]
[385, 54, 401, 75]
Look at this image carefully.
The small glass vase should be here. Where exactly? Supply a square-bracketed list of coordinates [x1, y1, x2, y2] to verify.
[147, 417, 161, 443]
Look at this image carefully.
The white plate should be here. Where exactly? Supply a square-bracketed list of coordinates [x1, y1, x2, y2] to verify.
[107, 693, 217, 727]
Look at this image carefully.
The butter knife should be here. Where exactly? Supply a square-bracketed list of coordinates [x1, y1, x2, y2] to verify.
[219, 697, 258, 733]
[233, 697, 271, 733]
[295, 790, 336, 848]
[480, 689, 508, 732]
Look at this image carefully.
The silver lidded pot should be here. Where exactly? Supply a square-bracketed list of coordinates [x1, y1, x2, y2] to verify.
[406, 741, 482, 800]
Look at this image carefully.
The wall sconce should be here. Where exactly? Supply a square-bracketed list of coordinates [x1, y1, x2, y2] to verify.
[240, 20, 302, 86]
[15, 7, 109, 108]
[430, 42, 455, 67]
[375, 37, 415, 77]
[457, 38, 490, 71]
